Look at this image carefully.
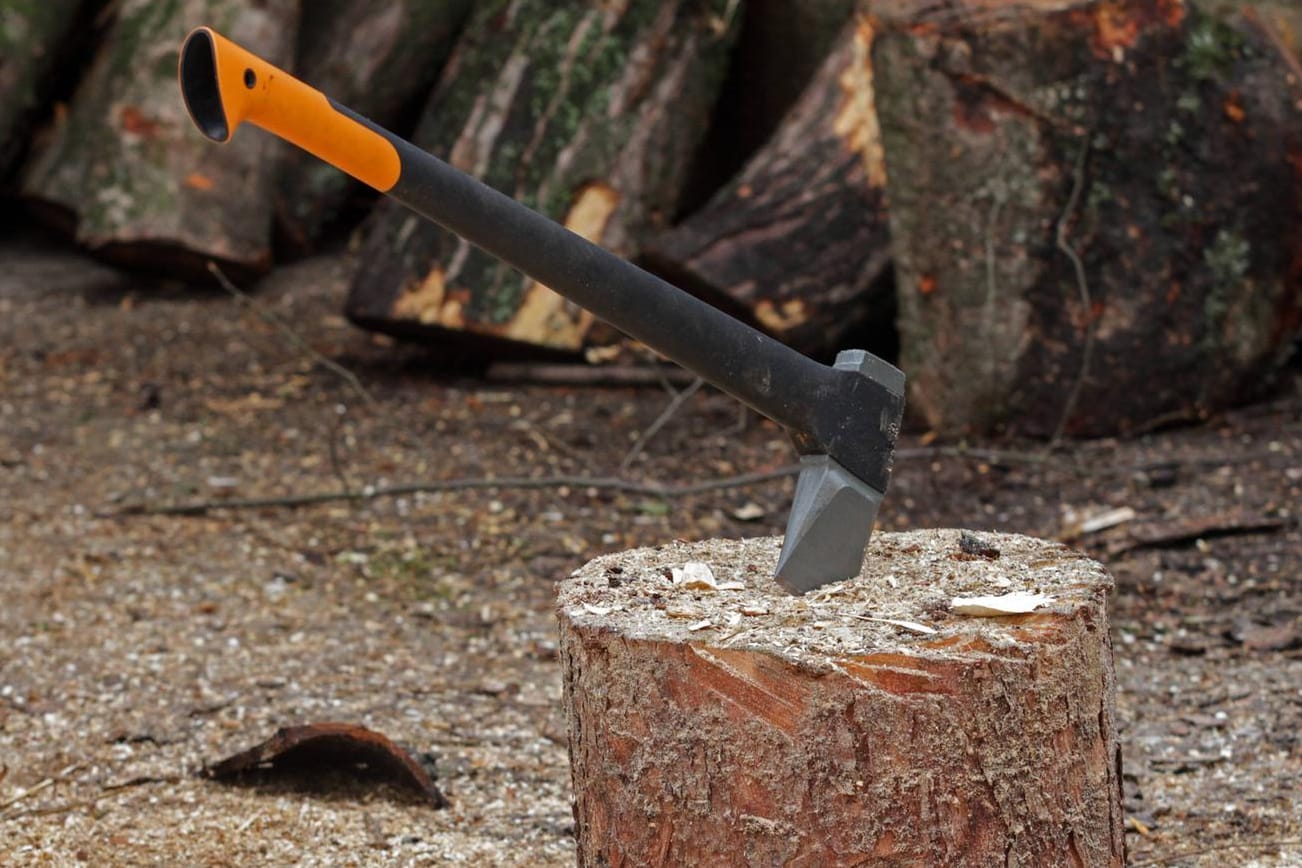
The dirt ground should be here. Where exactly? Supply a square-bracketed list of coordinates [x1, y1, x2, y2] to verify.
[0, 234, 1298, 866]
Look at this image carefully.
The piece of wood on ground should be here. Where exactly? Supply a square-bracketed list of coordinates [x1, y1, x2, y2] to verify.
[0, 0, 88, 180]
[873, 0, 1302, 438]
[275, 0, 472, 250]
[558, 529, 1124, 866]
[20, 0, 297, 278]
[345, 0, 740, 355]
[646, 15, 894, 356]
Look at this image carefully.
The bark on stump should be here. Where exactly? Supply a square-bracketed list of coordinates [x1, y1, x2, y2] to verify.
[0, 0, 88, 180]
[345, 0, 739, 355]
[647, 16, 893, 356]
[559, 530, 1124, 867]
[20, 0, 297, 277]
[276, 0, 471, 249]
[872, 0, 1302, 437]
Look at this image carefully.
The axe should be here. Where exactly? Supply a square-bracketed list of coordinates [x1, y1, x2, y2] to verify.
[178, 28, 905, 594]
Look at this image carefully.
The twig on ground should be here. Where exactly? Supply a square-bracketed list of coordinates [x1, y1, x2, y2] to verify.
[109, 442, 1107, 518]
[0, 763, 83, 816]
[620, 377, 706, 472]
[0, 774, 186, 822]
[110, 465, 804, 517]
[1130, 837, 1302, 868]
[1049, 137, 1094, 447]
[207, 262, 376, 408]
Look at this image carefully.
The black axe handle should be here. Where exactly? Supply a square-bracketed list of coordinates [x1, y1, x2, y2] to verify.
[178, 27, 901, 491]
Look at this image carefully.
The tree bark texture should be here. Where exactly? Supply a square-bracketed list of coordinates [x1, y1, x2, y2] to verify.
[345, 0, 740, 354]
[20, 0, 298, 276]
[558, 531, 1124, 867]
[0, 0, 88, 180]
[873, 0, 1302, 437]
[647, 17, 893, 356]
[275, 0, 471, 249]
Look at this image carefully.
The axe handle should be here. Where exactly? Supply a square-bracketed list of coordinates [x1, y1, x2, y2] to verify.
[179, 28, 896, 487]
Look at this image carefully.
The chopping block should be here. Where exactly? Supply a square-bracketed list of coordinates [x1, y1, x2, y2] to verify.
[557, 530, 1124, 867]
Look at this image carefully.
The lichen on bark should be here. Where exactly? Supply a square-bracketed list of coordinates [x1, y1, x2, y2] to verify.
[347, 0, 741, 352]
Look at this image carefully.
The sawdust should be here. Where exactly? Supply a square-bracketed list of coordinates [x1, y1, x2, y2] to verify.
[559, 530, 1110, 669]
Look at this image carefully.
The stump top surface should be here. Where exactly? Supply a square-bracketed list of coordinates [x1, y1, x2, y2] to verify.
[558, 529, 1111, 668]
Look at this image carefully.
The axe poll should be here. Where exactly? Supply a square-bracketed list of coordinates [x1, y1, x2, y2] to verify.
[178, 27, 905, 593]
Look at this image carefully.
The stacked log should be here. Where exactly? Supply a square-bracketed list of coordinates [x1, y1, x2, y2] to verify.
[345, 0, 742, 355]
[873, 0, 1302, 437]
[647, 16, 894, 356]
[20, 0, 297, 277]
[275, 0, 472, 250]
[0, 0, 88, 181]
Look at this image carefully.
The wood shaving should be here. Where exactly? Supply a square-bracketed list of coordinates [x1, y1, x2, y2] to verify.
[951, 591, 1052, 616]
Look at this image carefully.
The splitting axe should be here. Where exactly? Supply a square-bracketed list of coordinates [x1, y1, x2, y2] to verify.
[178, 27, 905, 594]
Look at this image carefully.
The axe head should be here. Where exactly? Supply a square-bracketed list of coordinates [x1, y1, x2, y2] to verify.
[775, 350, 905, 594]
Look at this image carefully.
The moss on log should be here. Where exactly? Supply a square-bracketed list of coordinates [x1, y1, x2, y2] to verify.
[874, 0, 1302, 437]
[346, 0, 741, 354]
[276, 0, 471, 250]
[20, 0, 297, 276]
[647, 17, 893, 356]
[0, 0, 88, 181]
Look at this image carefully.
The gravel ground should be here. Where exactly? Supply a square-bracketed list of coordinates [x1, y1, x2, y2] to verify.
[0, 238, 1299, 865]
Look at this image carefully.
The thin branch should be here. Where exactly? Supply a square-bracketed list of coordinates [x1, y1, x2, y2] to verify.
[0, 774, 184, 823]
[0, 763, 83, 815]
[107, 441, 1111, 518]
[0, 777, 55, 812]
[207, 262, 377, 408]
[620, 377, 705, 472]
[109, 465, 804, 517]
[1050, 138, 1095, 446]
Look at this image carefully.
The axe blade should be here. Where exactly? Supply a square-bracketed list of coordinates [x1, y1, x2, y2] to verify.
[775, 350, 904, 594]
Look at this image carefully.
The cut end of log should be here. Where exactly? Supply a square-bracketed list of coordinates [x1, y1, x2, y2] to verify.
[558, 530, 1124, 866]
[560, 530, 1109, 666]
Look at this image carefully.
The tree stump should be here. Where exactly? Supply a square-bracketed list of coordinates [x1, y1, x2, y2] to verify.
[345, 0, 740, 355]
[20, 0, 297, 277]
[647, 16, 894, 356]
[275, 0, 471, 250]
[0, 0, 88, 181]
[872, 0, 1302, 437]
[559, 530, 1124, 866]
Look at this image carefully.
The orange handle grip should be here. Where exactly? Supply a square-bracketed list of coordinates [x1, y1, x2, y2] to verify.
[179, 27, 401, 192]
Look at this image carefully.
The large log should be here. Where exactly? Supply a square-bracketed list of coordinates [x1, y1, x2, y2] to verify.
[873, 0, 1302, 437]
[647, 17, 893, 356]
[20, 0, 297, 277]
[0, 0, 88, 181]
[345, 0, 741, 354]
[559, 531, 1124, 866]
[275, 0, 471, 250]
